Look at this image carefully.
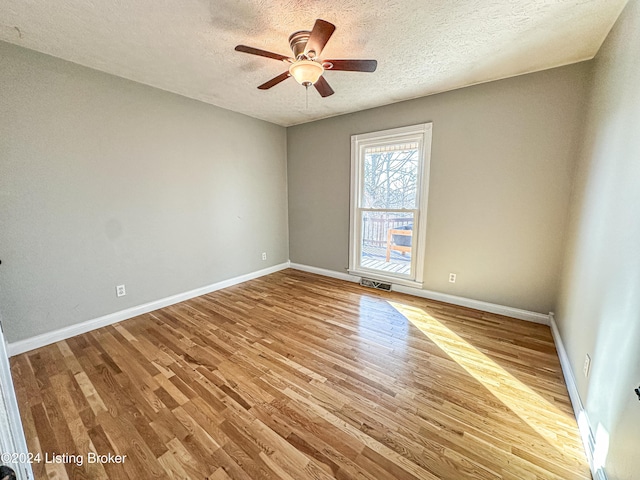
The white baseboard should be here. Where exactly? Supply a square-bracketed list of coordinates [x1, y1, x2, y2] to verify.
[393, 284, 550, 324]
[289, 263, 359, 283]
[289, 263, 549, 325]
[549, 313, 607, 480]
[7, 262, 290, 357]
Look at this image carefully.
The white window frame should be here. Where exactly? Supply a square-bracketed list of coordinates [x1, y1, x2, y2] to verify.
[349, 123, 432, 288]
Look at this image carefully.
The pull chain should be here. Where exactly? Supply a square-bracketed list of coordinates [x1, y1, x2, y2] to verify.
[305, 84, 309, 109]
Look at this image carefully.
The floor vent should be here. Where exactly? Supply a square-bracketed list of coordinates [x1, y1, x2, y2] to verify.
[360, 278, 392, 291]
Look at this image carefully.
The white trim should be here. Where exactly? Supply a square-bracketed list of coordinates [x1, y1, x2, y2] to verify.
[0, 322, 35, 479]
[393, 284, 550, 324]
[289, 263, 549, 324]
[7, 262, 290, 357]
[415, 124, 432, 284]
[549, 313, 607, 480]
[289, 263, 359, 283]
[351, 123, 431, 142]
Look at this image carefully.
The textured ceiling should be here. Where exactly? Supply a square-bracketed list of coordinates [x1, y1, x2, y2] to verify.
[0, 0, 628, 126]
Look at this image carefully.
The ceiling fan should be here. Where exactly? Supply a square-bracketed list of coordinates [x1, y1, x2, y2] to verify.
[235, 19, 377, 97]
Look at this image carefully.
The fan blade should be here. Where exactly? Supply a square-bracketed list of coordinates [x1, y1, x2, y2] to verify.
[258, 72, 291, 90]
[235, 45, 290, 62]
[314, 75, 334, 97]
[305, 19, 336, 57]
[324, 59, 378, 72]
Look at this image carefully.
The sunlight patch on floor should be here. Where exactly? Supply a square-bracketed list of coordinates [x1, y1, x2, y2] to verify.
[388, 301, 585, 455]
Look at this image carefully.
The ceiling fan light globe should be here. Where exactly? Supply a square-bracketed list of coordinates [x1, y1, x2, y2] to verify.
[289, 60, 324, 86]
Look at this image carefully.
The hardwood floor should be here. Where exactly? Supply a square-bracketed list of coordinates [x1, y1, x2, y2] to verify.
[11, 269, 591, 480]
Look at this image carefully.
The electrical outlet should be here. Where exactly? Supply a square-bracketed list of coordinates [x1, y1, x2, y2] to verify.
[449, 273, 456, 283]
[262, 252, 267, 261]
[116, 285, 126, 297]
[583, 354, 591, 378]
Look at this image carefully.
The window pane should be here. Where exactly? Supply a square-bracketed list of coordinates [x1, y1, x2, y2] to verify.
[362, 143, 419, 209]
[360, 211, 413, 276]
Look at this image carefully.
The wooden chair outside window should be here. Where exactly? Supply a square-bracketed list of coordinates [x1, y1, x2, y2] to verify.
[386, 227, 412, 261]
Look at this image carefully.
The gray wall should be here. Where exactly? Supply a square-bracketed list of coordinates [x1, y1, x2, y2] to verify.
[2, 7, 639, 477]
[288, 63, 590, 314]
[0, 42, 288, 343]
[556, 1, 640, 479]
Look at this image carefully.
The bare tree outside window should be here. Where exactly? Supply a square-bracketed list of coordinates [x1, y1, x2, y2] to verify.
[363, 148, 418, 209]
[361, 146, 418, 261]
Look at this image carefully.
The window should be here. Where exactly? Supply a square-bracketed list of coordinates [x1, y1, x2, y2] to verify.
[349, 123, 432, 287]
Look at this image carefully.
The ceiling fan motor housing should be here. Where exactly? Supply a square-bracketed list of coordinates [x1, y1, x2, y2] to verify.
[289, 30, 312, 59]
[235, 19, 375, 98]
